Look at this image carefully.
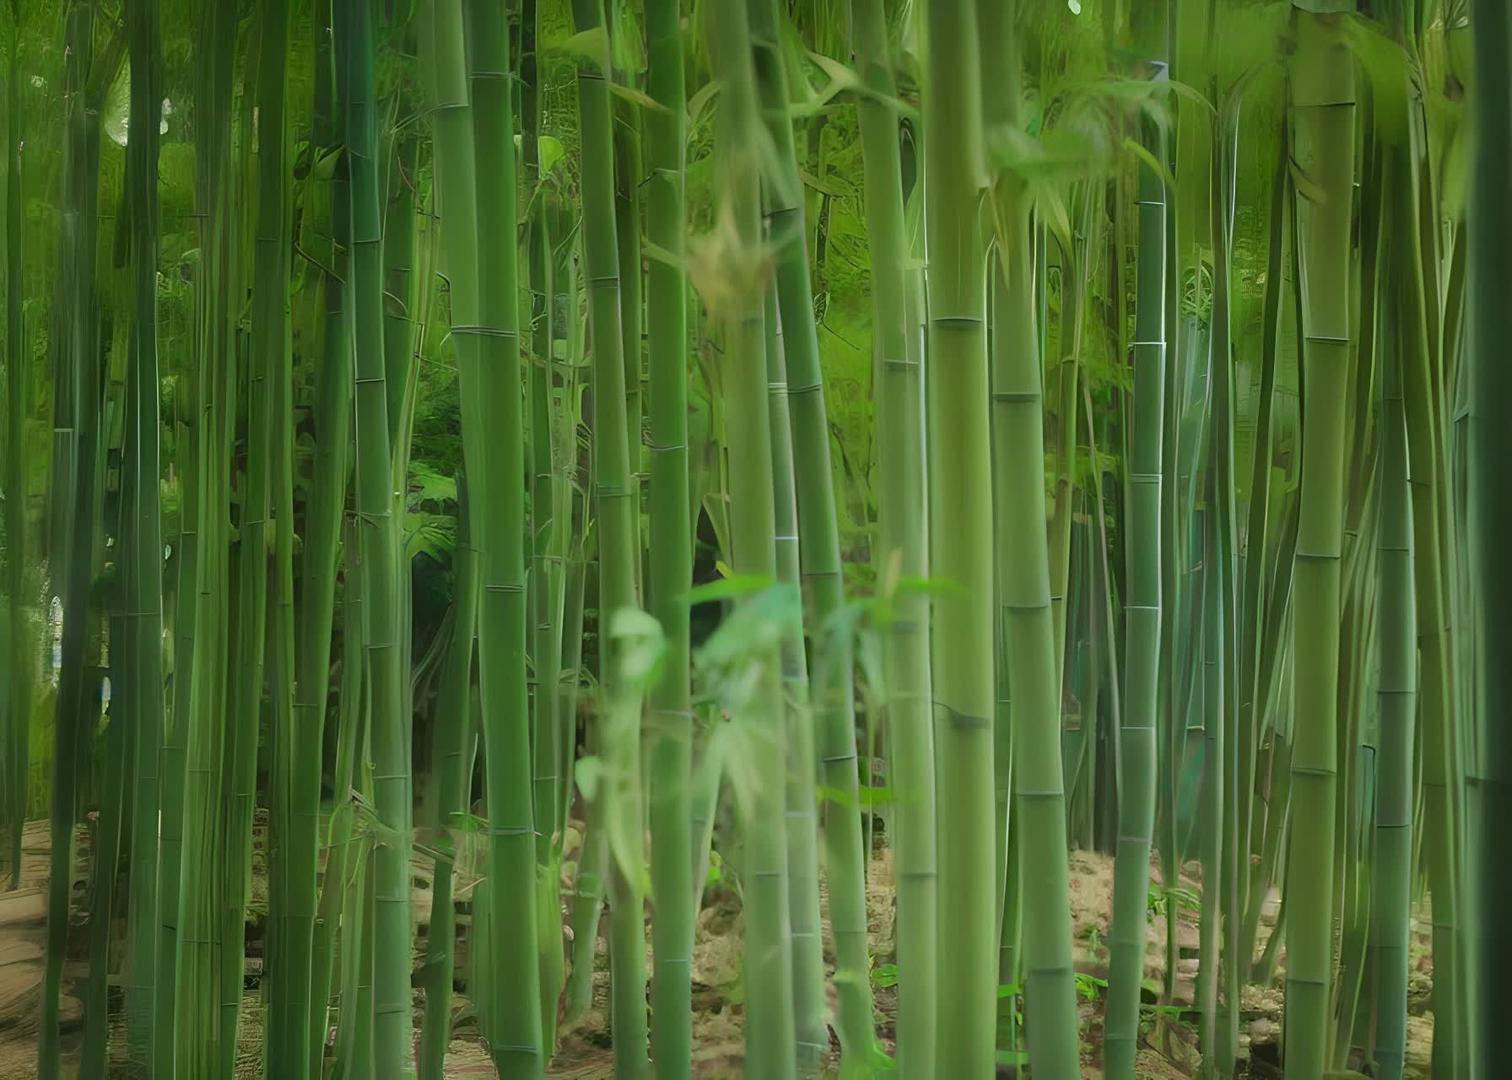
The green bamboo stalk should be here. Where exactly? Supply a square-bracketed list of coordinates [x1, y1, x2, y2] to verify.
[920, 0, 996, 1073]
[3, 0, 29, 894]
[1283, 8, 1356, 1076]
[851, 1, 936, 1070]
[342, 0, 411, 1071]
[267, 279, 299, 1080]
[1195, 489, 1224, 1078]
[554, 240, 587, 851]
[521, 0, 567, 1047]
[613, 84, 644, 559]
[979, 2, 1081, 1073]
[703, 2, 796, 1074]
[119, 0, 165, 1067]
[1235, 142, 1292, 980]
[1207, 96, 1242, 1080]
[562, 466, 604, 1032]
[419, 479, 479, 1080]
[1104, 94, 1168, 1080]
[1470, 0, 1512, 1070]
[283, 9, 352, 1072]
[465, 1, 546, 1072]
[564, 744, 607, 1024]
[82, 680, 127, 1079]
[644, 0, 694, 1071]
[170, 2, 237, 1067]
[261, 0, 302, 1069]
[324, 540, 373, 1078]
[1392, 97, 1466, 1080]
[570, 3, 649, 1075]
[745, 3, 876, 1068]
[1046, 203, 1090, 702]
[1371, 238, 1414, 1080]
[310, 526, 367, 1077]
[382, 132, 417, 448]
[39, 6, 101, 1073]
[220, 4, 290, 1068]
[764, 288, 827, 1070]
[84, 301, 136, 1073]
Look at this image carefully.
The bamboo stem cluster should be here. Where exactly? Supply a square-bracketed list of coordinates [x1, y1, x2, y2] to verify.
[1, 2, 1502, 1079]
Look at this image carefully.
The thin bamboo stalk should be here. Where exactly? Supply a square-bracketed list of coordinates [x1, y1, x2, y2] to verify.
[852, 0, 937, 1071]
[764, 288, 827, 1070]
[703, 2, 795, 1073]
[419, 480, 478, 1080]
[569, 3, 651, 1075]
[745, 3, 876, 1064]
[40, 6, 102, 1074]
[1105, 92, 1168, 1080]
[1371, 221, 1415, 1080]
[3, 0, 29, 895]
[342, 0, 411, 1071]
[644, 0, 694, 1072]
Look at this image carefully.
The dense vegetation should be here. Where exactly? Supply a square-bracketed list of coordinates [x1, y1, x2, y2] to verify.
[0, 0, 1506, 1077]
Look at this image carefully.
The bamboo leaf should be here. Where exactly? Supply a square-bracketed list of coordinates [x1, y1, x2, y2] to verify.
[552, 27, 611, 70]
[1122, 136, 1175, 193]
[609, 79, 671, 114]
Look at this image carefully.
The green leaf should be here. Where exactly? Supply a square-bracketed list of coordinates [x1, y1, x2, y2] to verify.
[575, 755, 602, 802]
[688, 574, 770, 606]
[553, 27, 611, 71]
[609, 80, 670, 114]
[1342, 15, 1412, 145]
[1123, 136, 1176, 194]
[539, 135, 565, 176]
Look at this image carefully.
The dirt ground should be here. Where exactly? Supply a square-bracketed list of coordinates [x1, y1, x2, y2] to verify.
[0, 818, 1436, 1078]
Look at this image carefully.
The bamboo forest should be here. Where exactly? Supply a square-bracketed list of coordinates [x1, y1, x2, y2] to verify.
[3, 0, 1512, 1077]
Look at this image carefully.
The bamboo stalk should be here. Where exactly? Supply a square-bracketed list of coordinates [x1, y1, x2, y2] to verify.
[40, 6, 102, 1074]
[3, 0, 29, 896]
[1282, 9, 1356, 1075]
[419, 479, 479, 1080]
[703, 1, 796, 1073]
[341, 0, 411, 1071]
[1371, 197, 1415, 1080]
[922, 0, 997, 1072]
[120, 0, 165, 1067]
[1470, 0, 1512, 1071]
[466, 1, 546, 1071]
[851, 1, 937, 1070]
[980, 3, 1081, 1073]
[745, 1, 877, 1067]
[1105, 83, 1168, 1080]
[644, 0, 694, 1071]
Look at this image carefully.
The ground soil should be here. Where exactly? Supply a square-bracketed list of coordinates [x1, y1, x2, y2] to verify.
[0, 818, 1436, 1078]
